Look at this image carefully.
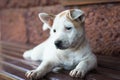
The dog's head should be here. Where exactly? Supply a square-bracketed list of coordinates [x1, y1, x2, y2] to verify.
[39, 9, 85, 50]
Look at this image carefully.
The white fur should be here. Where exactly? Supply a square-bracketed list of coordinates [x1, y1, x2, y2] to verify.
[23, 9, 97, 79]
[42, 23, 51, 31]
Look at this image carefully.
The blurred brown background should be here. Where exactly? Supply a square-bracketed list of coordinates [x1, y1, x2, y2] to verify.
[0, 0, 120, 56]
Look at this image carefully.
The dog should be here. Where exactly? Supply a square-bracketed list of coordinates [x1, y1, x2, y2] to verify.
[23, 9, 97, 79]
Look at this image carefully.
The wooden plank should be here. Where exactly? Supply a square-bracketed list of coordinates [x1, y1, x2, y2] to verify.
[0, 54, 118, 80]
[46, 69, 117, 80]
[1, 49, 23, 58]
[0, 60, 29, 73]
[0, 73, 17, 80]
[85, 73, 117, 80]
[0, 41, 33, 55]
[0, 53, 39, 69]
[97, 67, 120, 79]
[97, 56, 120, 70]
[1, 41, 120, 80]
[61, 0, 120, 6]
[0, 41, 33, 50]
[97, 55, 120, 61]
[0, 61, 28, 79]
[0, 71, 24, 80]
[2, 44, 28, 53]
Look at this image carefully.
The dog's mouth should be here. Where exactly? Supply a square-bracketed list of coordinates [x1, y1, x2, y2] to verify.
[56, 45, 68, 50]
[54, 40, 69, 50]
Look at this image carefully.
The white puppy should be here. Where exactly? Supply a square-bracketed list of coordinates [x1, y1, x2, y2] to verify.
[23, 9, 97, 79]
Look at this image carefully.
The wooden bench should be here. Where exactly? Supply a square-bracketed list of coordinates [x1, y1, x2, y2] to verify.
[0, 41, 120, 80]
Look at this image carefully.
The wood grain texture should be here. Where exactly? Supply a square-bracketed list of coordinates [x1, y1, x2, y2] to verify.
[0, 41, 120, 80]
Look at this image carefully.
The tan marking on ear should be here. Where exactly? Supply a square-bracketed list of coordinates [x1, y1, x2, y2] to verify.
[66, 12, 84, 29]
[47, 14, 54, 27]
[49, 14, 55, 19]
[48, 18, 53, 26]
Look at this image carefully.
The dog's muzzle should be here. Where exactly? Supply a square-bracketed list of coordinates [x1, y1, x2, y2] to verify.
[54, 40, 68, 49]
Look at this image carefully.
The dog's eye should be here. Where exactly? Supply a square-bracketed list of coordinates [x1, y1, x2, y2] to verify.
[65, 27, 72, 30]
[53, 29, 56, 33]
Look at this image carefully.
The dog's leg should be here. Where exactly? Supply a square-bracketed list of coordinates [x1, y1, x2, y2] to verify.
[29, 43, 45, 61]
[23, 39, 49, 61]
[26, 61, 55, 79]
[69, 55, 97, 78]
[23, 49, 33, 60]
[23, 44, 44, 61]
[69, 60, 88, 78]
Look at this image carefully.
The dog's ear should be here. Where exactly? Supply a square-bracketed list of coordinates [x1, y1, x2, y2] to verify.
[69, 9, 85, 22]
[38, 13, 54, 30]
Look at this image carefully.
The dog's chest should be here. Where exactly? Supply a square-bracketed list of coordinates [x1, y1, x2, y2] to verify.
[57, 51, 82, 70]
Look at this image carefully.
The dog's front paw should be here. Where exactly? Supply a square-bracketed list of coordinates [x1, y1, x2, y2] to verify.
[69, 68, 86, 78]
[25, 70, 43, 79]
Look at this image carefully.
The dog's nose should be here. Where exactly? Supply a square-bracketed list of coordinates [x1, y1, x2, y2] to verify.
[54, 40, 62, 48]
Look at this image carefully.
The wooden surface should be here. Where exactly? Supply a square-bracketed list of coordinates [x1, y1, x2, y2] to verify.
[0, 41, 120, 80]
[61, 0, 120, 6]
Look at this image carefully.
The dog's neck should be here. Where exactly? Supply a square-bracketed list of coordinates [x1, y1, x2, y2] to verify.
[70, 24, 87, 51]
[73, 36, 87, 51]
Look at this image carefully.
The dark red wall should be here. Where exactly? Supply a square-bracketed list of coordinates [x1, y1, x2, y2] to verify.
[0, 0, 119, 55]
